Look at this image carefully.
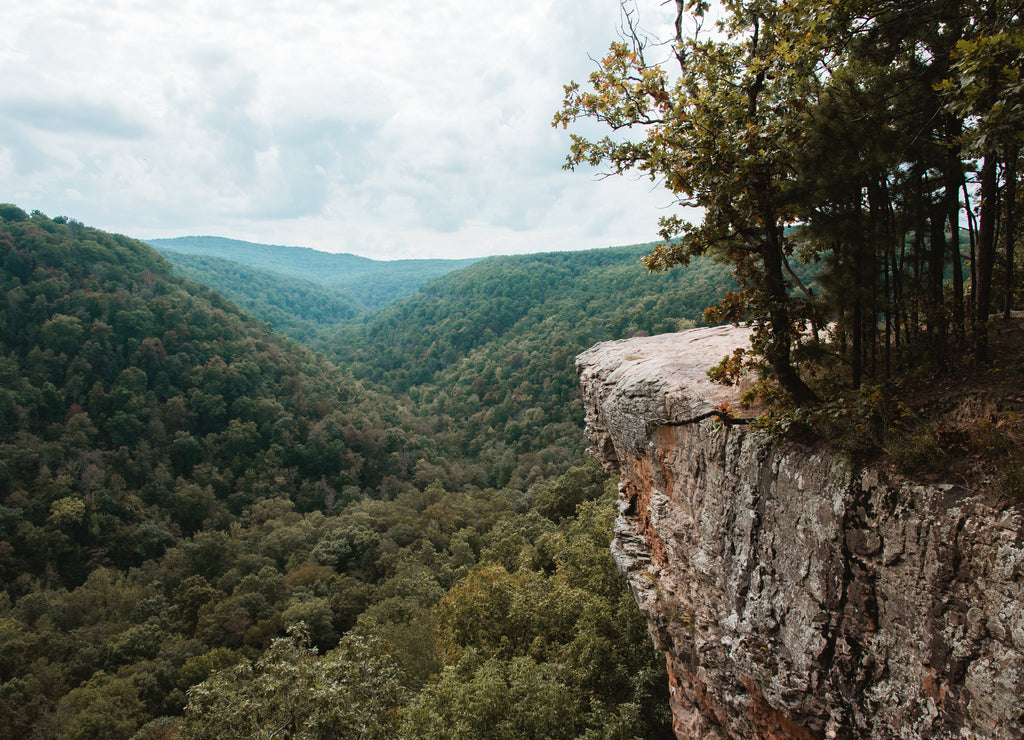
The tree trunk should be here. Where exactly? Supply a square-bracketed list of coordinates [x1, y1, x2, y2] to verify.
[1004, 148, 1018, 318]
[759, 183, 817, 405]
[963, 178, 978, 313]
[975, 150, 999, 363]
[929, 205, 949, 367]
[946, 124, 965, 338]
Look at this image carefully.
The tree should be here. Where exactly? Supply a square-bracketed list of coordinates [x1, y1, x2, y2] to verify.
[555, 0, 822, 403]
[938, 5, 1024, 360]
[55, 671, 146, 740]
[782, 0, 970, 375]
[533, 459, 607, 522]
[0, 203, 29, 222]
[400, 653, 579, 740]
[558, 0, 1024, 394]
[185, 626, 403, 740]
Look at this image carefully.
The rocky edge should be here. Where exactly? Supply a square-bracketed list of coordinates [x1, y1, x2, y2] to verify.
[577, 327, 1024, 739]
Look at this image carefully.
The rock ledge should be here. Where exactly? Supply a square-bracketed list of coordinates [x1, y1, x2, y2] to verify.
[577, 327, 1024, 740]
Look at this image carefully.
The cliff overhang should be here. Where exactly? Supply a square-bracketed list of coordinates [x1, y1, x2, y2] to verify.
[578, 327, 1024, 739]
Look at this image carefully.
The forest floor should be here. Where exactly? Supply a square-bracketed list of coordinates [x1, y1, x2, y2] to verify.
[885, 313, 1024, 505]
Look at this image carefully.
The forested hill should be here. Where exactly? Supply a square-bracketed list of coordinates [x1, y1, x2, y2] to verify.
[323, 247, 736, 488]
[150, 240, 739, 490]
[148, 236, 481, 310]
[159, 250, 364, 345]
[335, 246, 733, 387]
[0, 208, 431, 589]
[0, 207, 676, 739]
[146, 236, 379, 281]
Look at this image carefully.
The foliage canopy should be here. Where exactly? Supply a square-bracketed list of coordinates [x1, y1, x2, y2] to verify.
[0, 210, 676, 738]
[556, 0, 1023, 403]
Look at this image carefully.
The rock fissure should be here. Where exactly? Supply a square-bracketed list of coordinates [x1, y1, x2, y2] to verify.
[578, 328, 1024, 740]
[654, 409, 752, 429]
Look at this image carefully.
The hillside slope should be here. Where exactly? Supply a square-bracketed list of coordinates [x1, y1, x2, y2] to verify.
[0, 209, 427, 590]
[149, 239, 741, 489]
[160, 249, 363, 343]
[328, 246, 737, 487]
[0, 207, 673, 740]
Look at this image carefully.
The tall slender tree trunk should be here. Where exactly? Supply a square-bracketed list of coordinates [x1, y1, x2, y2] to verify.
[963, 178, 978, 313]
[946, 125, 965, 338]
[851, 191, 865, 388]
[975, 150, 999, 363]
[929, 205, 949, 367]
[758, 180, 817, 404]
[869, 178, 891, 376]
[1004, 148, 1018, 318]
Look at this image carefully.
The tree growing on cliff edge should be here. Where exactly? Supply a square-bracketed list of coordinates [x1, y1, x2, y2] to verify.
[555, 0, 822, 404]
[555, 0, 1023, 401]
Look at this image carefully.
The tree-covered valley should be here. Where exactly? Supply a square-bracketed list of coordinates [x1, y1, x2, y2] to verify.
[2, 0, 1022, 736]
[0, 206, 739, 738]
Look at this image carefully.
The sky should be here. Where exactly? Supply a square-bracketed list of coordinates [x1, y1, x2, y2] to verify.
[0, 0, 698, 260]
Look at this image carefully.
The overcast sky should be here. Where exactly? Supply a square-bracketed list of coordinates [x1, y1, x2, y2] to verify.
[0, 0, 699, 260]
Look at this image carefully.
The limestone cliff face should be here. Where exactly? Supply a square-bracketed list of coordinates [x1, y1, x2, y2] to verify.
[577, 328, 1024, 740]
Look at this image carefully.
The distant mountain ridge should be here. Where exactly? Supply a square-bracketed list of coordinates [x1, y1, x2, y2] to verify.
[148, 235, 480, 286]
[148, 235, 483, 312]
[145, 235, 376, 280]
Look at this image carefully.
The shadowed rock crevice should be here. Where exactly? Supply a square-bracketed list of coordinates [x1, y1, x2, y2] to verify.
[577, 327, 1024, 740]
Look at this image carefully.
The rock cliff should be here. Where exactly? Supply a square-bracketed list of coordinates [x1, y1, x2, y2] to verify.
[577, 327, 1024, 740]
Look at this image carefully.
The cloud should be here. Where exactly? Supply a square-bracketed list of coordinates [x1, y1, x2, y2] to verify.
[0, 98, 149, 139]
[0, 0, 684, 259]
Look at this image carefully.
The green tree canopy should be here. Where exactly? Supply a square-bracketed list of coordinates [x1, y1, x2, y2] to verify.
[556, 0, 1023, 401]
[185, 626, 403, 740]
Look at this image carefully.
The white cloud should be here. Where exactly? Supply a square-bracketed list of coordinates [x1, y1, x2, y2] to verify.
[0, 0, 687, 259]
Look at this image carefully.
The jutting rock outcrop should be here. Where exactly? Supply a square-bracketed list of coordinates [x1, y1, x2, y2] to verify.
[577, 327, 1024, 740]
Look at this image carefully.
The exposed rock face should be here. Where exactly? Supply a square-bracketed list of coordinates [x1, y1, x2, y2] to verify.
[577, 328, 1024, 740]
